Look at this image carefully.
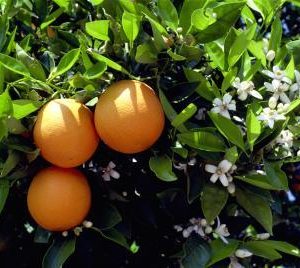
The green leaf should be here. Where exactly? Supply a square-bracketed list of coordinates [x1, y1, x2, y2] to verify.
[50, 48, 80, 79]
[171, 103, 197, 128]
[122, 12, 140, 47]
[16, 44, 46, 81]
[135, 42, 158, 64]
[194, 1, 246, 43]
[208, 112, 245, 151]
[84, 61, 107, 80]
[244, 240, 282, 261]
[149, 155, 177, 182]
[34, 0, 48, 23]
[207, 239, 239, 267]
[12, 99, 41, 120]
[246, 103, 262, 151]
[42, 238, 76, 268]
[0, 53, 30, 77]
[98, 202, 122, 230]
[85, 20, 110, 41]
[157, 0, 178, 31]
[269, 16, 282, 54]
[181, 235, 211, 268]
[0, 179, 9, 215]
[191, 8, 217, 31]
[224, 146, 238, 164]
[235, 174, 280, 190]
[0, 90, 12, 118]
[40, 7, 65, 30]
[88, 49, 130, 75]
[177, 131, 226, 152]
[179, 0, 206, 34]
[228, 23, 257, 67]
[99, 228, 130, 250]
[264, 161, 288, 191]
[205, 41, 225, 70]
[201, 183, 228, 223]
[159, 89, 187, 133]
[248, 40, 266, 67]
[90, 0, 104, 5]
[0, 150, 20, 178]
[286, 98, 300, 114]
[236, 187, 273, 234]
[262, 240, 300, 257]
[53, 0, 70, 9]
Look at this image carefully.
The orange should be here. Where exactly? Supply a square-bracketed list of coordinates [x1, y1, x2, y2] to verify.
[94, 80, 165, 153]
[33, 98, 99, 168]
[27, 166, 91, 231]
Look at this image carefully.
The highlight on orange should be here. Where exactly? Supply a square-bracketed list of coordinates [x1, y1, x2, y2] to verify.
[94, 80, 165, 153]
[33, 98, 99, 168]
[27, 166, 91, 231]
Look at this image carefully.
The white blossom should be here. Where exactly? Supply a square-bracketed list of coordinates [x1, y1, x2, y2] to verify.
[264, 80, 290, 108]
[290, 70, 300, 98]
[275, 130, 294, 149]
[266, 50, 276, 62]
[101, 161, 120, 181]
[214, 217, 230, 244]
[195, 107, 206, 120]
[262, 66, 292, 84]
[255, 233, 270, 240]
[205, 160, 233, 187]
[211, 93, 236, 119]
[174, 217, 206, 238]
[257, 107, 286, 129]
[277, 103, 290, 114]
[235, 249, 253, 258]
[232, 78, 262, 101]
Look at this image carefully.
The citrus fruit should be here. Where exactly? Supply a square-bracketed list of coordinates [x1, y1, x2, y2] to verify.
[27, 166, 91, 231]
[94, 80, 165, 153]
[33, 98, 99, 168]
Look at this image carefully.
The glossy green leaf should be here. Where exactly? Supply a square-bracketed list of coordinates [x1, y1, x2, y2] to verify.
[16, 44, 46, 81]
[262, 241, 300, 257]
[41, 7, 65, 30]
[236, 187, 273, 234]
[269, 16, 282, 54]
[201, 183, 228, 223]
[50, 48, 80, 79]
[99, 228, 130, 250]
[207, 239, 239, 267]
[84, 61, 107, 79]
[42, 238, 76, 268]
[264, 161, 288, 191]
[244, 241, 282, 261]
[149, 155, 177, 182]
[0, 150, 20, 178]
[88, 49, 130, 75]
[171, 103, 197, 128]
[98, 202, 122, 230]
[85, 20, 110, 41]
[0, 53, 30, 77]
[224, 146, 238, 164]
[181, 235, 211, 268]
[135, 43, 158, 64]
[157, 0, 179, 31]
[246, 103, 262, 151]
[122, 12, 140, 47]
[0, 179, 9, 215]
[90, 0, 104, 5]
[191, 8, 217, 31]
[12, 99, 41, 120]
[0, 90, 12, 118]
[208, 112, 245, 151]
[235, 174, 280, 190]
[177, 131, 226, 152]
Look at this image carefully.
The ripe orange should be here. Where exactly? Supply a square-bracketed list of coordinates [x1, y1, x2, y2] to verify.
[27, 166, 91, 231]
[33, 98, 99, 168]
[94, 80, 165, 153]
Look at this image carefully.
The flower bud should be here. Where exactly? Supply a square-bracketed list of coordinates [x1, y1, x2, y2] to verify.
[266, 50, 276, 62]
[255, 233, 270, 240]
[83, 220, 93, 228]
[235, 249, 253, 258]
[62, 231, 68, 237]
[227, 182, 236, 194]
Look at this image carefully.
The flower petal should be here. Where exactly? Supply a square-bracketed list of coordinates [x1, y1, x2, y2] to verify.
[262, 70, 275, 79]
[295, 70, 300, 83]
[223, 93, 232, 104]
[205, 164, 217, 173]
[279, 93, 291, 104]
[264, 82, 274, 92]
[250, 90, 263, 100]
[219, 174, 229, 187]
[227, 103, 236, 111]
[219, 160, 232, 173]
[220, 110, 231, 119]
[102, 173, 111, 181]
[110, 170, 120, 179]
[210, 173, 219, 183]
[211, 107, 221, 114]
[108, 161, 116, 169]
[213, 98, 222, 106]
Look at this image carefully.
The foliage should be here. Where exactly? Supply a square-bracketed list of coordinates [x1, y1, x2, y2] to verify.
[0, 0, 300, 267]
